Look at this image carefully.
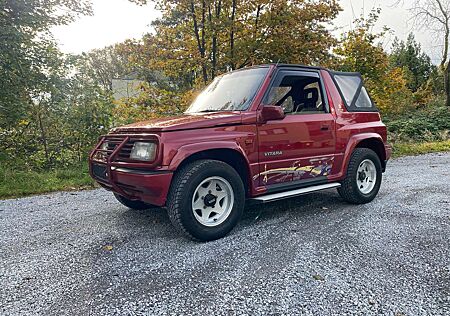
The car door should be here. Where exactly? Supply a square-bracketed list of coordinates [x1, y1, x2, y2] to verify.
[257, 69, 336, 188]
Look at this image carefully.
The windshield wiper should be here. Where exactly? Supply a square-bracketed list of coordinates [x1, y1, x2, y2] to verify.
[196, 109, 220, 113]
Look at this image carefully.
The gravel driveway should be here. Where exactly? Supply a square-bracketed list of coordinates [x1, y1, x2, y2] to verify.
[1, 153, 449, 315]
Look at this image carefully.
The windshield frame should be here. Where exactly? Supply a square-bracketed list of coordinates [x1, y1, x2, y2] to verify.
[185, 66, 271, 114]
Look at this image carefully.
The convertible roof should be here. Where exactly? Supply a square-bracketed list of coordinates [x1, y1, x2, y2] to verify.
[270, 63, 325, 71]
[267, 63, 362, 77]
[234, 63, 362, 77]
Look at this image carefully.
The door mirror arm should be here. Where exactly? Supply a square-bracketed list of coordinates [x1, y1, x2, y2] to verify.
[258, 105, 286, 123]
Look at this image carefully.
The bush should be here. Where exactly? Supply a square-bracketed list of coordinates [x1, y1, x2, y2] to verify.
[385, 97, 450, 142]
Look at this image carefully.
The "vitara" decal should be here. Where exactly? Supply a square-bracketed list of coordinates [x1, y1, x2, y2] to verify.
[264, 151, 283, 157]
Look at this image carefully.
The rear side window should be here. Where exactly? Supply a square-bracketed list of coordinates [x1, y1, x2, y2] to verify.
[333, 73, 377, 111]
[355, 87, 372, 108]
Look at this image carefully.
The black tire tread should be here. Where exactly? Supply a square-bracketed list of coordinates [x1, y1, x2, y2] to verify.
[167, 159, 242, 241]
[338, 148, 381, 204]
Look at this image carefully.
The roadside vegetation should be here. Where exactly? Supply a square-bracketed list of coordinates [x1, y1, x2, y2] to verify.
[392, 140, 450, 158]
[0, 164, 94, 199]
[1, 0, 449, 199]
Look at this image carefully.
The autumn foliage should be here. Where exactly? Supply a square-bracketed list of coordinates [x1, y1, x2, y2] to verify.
[0, 1, 448, 172]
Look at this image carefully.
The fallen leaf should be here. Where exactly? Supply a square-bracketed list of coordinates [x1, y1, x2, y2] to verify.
[312, 274, 325, 281]
[103, 245, 113, 251]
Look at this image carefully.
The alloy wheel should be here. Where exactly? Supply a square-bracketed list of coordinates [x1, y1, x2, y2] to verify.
[191, 176, 234, 227]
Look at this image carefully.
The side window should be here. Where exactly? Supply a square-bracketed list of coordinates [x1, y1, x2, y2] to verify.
[334, 75, 361, 105]
[263, 72, 327, 114]
[355, 87, 372, 108]
[333, 73, 376, 111]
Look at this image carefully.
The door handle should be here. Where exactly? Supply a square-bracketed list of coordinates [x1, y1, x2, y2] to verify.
[321, 125, 330, 131]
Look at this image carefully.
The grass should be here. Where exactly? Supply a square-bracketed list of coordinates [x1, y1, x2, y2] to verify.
[0, 164, 95, 200]
[0, 140, 449, 200]
[392, 139, 450, 158]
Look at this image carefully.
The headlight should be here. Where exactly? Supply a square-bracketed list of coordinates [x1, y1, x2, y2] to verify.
[130, 142, 157, 161]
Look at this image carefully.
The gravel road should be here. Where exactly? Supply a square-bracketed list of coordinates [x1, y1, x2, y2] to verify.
[1, 153, 449, 315]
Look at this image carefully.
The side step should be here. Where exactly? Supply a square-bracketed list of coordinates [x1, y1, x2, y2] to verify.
[248, 183, 341, 204]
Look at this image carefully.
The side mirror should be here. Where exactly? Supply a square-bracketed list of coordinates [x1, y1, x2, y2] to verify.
[259, 105, 286, 122]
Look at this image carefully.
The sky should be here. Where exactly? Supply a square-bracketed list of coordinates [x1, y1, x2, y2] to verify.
[52, 0, 160, 54]
[51, 0, 443, 63]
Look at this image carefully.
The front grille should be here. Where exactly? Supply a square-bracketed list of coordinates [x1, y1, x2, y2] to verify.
[117, 142, 134, 160]
[92, 136, 134, 162]
[91, 133, 158, 165]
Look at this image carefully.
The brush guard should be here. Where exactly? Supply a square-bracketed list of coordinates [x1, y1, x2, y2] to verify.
[89, 133, 161, 200]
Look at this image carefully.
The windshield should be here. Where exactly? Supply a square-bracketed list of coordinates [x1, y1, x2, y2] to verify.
[186, 67, 269, 113]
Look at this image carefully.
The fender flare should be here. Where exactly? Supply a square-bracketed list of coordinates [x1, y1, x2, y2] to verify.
[336, 133, 385, 179]
[168, 141, 253, 183]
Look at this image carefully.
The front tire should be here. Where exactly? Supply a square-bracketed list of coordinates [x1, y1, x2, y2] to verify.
[114, 193, 154, 210]
[167, 160, 245, 241]
[338, 148, 382, 204]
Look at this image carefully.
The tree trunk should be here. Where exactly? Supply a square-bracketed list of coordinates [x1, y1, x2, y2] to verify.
[440, 12, 449, 106]
[200, 0, 207, 83]
[190, 1, 208, 84]
[210, 0, 221, 78]
[229, 0, 236, 70]
[445, 64, 450, 106]
[37, 110, 50, 167]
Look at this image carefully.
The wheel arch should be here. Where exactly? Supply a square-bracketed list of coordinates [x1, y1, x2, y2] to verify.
[169, 143, 252, 196]
[336, 133, 387, 179]
[355, 137, 387, 171]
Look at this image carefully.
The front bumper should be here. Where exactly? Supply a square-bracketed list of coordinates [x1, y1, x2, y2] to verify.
[89, 133, 172, 207]
[90, 163, 173, 206]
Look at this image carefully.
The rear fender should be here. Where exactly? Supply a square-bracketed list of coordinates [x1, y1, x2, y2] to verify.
[330, 133, 385, 181]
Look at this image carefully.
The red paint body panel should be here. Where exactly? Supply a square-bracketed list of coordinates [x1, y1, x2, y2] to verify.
[115, 170, 173, 206]
[256, 113, 336, 186]
[89, 64, 391, 206]
[114, 111, 243, 132]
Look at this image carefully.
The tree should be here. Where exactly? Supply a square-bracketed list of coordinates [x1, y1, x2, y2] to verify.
[334, 9, 413, 114]
[0, 0, 93, 128]
[129, 0, 341, 87]
[334, 9, 390, 82]
[0, 53, 113, 169]
[0, 1, 120, 169]
[61, 69, 113, 164]
[399, 0, 450, 106]
[390, 34, 436, 92]
[77, 44, 134, 92]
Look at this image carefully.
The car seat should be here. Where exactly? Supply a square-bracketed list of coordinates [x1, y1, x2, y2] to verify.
[299, 88, 319, 112]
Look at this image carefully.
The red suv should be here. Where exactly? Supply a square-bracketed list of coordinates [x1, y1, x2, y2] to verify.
[89, 64, 391, 241]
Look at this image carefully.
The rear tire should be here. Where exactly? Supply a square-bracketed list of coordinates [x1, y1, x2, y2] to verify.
[338, 148, 382, 204]
[167, 159, 245, 241]
[114, 193, 154, 210]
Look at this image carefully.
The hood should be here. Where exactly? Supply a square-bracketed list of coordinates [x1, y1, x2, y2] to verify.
[111, 111, 243, 133]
